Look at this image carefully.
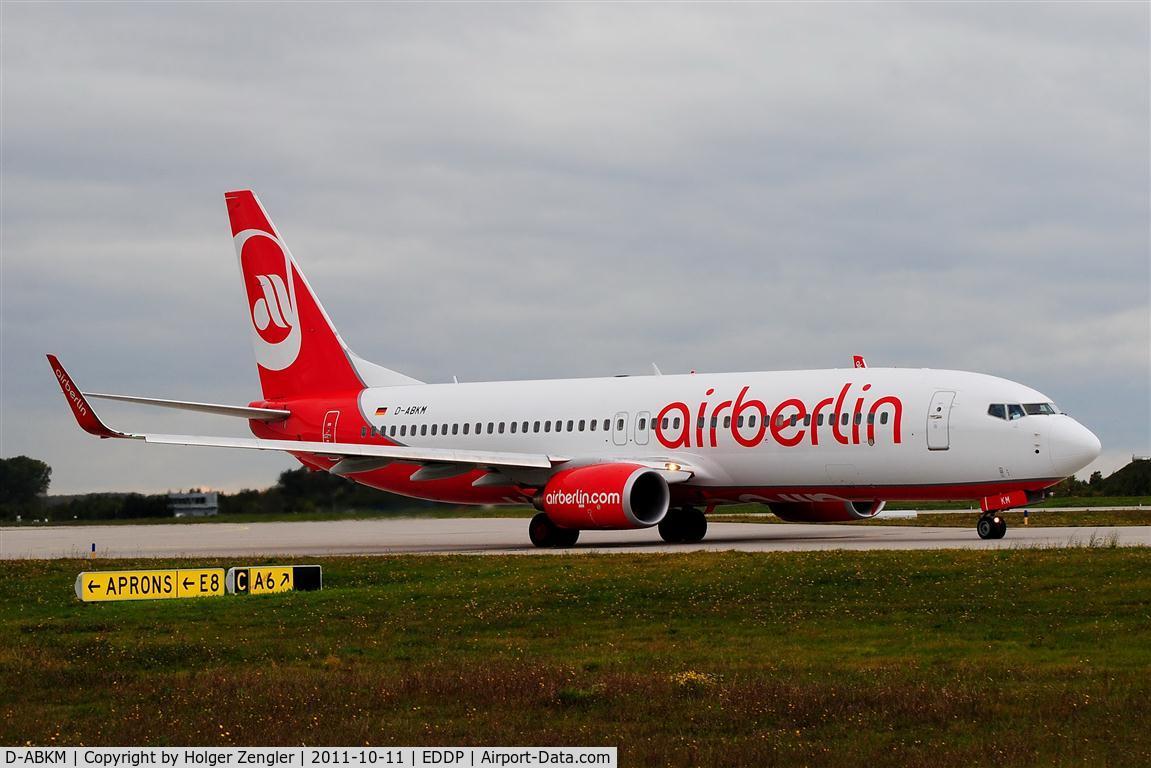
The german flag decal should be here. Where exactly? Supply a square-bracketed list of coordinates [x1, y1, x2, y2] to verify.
[375, 407, 388, 416]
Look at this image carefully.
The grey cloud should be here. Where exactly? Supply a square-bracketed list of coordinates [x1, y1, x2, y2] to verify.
[2, 3, 1147, 493]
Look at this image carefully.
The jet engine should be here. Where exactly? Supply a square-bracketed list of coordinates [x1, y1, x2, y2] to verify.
[536, 463, 670, 529]
[768, 500, 885, 523]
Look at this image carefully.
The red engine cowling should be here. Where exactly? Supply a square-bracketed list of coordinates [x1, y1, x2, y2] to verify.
[537, 463, 670, 530]
[769, 500, 886, 523]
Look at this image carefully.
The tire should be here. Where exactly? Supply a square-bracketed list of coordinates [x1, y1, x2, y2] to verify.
[681, 507, 708, 543]
[556, 527, 581, 548]
[993, 518, 1008, 539]
[977, 515, 996, 540]
[529, 513, 559, 548]
[658, 513, 684, 543]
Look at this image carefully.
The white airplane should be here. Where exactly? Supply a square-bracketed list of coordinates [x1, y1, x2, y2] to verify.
[49, 190, 1102, 545]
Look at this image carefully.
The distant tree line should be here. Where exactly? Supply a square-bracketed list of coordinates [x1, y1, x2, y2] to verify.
[4, 455, 1149, 522]
[0, 458, 434, 521]
[1049, 460, 1151, 498]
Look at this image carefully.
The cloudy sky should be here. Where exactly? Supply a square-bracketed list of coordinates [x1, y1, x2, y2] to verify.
[2, 3, 1147, 495]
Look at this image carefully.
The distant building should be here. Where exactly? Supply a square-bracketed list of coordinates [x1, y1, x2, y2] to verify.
[169, 491, 219, 517]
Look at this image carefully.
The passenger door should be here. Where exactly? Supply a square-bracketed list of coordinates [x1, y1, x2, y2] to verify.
[926, 391, 955, 450]
[634, 410, 651, 446]
[612, 411, 629, 446]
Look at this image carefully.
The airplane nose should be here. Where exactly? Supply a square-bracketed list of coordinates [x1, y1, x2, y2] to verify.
[1050, 418, 1102, 477]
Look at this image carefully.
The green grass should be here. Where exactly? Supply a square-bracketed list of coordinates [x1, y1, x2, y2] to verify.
[2, 550, 1149, 766]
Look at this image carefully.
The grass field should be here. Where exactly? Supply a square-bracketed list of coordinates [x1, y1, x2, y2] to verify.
[2, 549, 1149, 766]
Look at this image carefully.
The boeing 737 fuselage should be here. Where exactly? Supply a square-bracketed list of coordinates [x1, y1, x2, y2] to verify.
[49, 191, 1102, 545]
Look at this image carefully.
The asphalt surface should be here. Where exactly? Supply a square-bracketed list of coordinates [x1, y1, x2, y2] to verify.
[2, 518, 1148, 559]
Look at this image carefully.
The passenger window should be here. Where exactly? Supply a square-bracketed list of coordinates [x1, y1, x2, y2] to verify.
[452, 424, 458, 435]
[487, 423, 494, 434]
[662, 417, 669, 430]
[737, 416, 744, 428]
[724, 416, 732, 429]
[421, 425, 428, 436]
[361, 427, 367, 438]
[842, 413, 850, 426]
[555, 420, 563, 433]
[463, 423, 470, 435]
[430, 424, 437, 436]
[510, 422, 517, 434]
[522, 421, 529, 433]
[790, 415, 799, 427]
[748, 415, 757, 428]
[544, 421, 551, 433]
[566, 420, 574, 432]
[710, 416, 718, 429]
[638, 417, 647, 430]
[617, 419, 625, 431]
[880, 412, 889, 425]
[804, 415, 811, 427]
[400, 425, 407, 437]
[1007, 404, 1025, 420]
[579, 419, 586, 431]
[987, 404, 1007, 420]
[854, 413, 862, 425]
[817, 414, 824, 426]
[589, 419, 596, 432]
[475, 422, 482, 434]
[603, 419, 610, 431]
[867, 413, 875, 425]
[697, 417, 705, 429]
[673, 417, 681, 430]
[534, 421, 541, 433]
[498, 422, 505, 434]
[371, 426, 379, 437]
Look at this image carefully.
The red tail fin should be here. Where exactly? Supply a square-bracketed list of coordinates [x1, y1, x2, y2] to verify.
[226, 191, 418, 399]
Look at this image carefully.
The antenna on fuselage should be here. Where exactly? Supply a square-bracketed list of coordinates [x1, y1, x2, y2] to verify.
[651, 363, 662, 376]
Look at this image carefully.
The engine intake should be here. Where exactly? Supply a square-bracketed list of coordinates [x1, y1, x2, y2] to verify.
[769, 500, 886, 523]
[537, 463, 670, 530]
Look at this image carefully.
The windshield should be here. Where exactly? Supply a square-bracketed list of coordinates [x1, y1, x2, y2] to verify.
[1023, 403, 1059, 415]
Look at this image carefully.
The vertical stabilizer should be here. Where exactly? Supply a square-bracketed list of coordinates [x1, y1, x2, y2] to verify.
[225, 190, 420, 399]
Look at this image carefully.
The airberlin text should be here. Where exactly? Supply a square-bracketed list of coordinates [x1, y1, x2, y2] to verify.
[53, 368, 88, 417]
[655, 382, 903, 450]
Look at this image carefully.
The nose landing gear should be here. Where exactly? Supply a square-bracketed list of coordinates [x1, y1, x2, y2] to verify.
[977, 513, 1008, 540]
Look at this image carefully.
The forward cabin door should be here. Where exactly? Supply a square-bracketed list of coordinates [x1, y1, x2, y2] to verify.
[926, 391, 955, 450]
[322, 410, 340, 443]
[612, 411, 629, 446]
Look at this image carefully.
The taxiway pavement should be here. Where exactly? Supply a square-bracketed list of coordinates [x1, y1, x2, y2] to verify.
[2, 518, 1147, 559]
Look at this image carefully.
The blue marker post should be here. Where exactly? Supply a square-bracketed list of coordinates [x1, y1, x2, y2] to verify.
[90, 542, 96, 559]
[1023, 509, 1029, 526]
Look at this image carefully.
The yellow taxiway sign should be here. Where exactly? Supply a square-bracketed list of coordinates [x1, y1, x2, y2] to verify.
[75, 568, 226, 602]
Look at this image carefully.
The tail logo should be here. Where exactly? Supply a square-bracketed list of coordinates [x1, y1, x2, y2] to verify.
[236, 230, 302, 371]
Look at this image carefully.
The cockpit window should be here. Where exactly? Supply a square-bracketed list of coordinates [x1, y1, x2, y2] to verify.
[1023, 403, 1058, 415]
[1007, 404, 1025, 420]
[987, 404, 1007, 420]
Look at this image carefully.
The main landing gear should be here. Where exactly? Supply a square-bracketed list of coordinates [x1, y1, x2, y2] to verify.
[528, 513, 580, 548]
[659, 506, 708, 544]
[977, 513, 1008, 540]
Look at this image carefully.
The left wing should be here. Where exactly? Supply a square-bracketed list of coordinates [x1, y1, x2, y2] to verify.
[49, 354, 563, 471]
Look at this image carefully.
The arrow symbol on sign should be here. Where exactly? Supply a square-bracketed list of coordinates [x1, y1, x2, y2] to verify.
[280, 573, 290, 587]
[87, 580, 100, 592]
[183, 577, 193, 589]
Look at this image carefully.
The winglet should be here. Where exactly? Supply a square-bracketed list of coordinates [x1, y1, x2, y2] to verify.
[853, 355, 867, 369]
[46, 355, 130, 438]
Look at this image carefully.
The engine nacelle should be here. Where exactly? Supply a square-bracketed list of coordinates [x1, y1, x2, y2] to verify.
[537, 463, 670, 530]
[769, 500, 886, 523]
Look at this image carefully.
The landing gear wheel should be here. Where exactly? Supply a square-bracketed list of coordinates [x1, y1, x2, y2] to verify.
[658, 507, 708, 544]
[977, 514, 1008, 540]
[528, 513, 580, 548]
